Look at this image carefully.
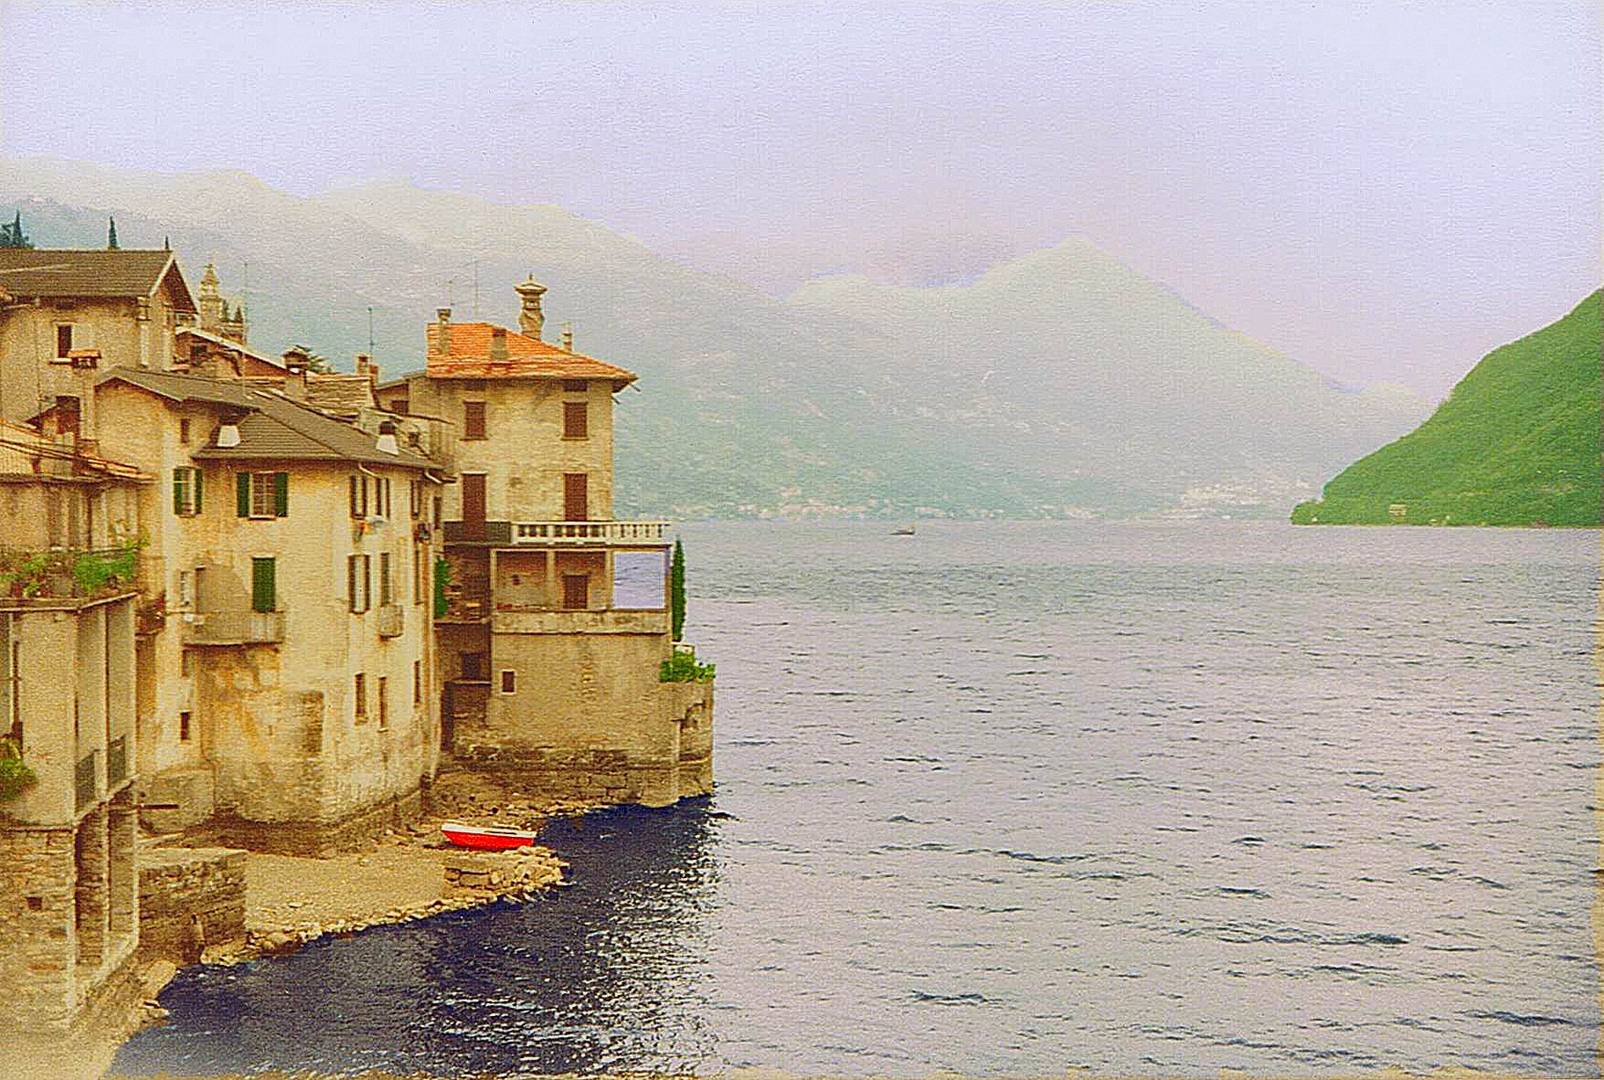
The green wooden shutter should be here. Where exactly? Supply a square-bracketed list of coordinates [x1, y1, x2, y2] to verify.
[251, 557, 276, 613]
[172, 469, 183, 515]
[236, 473, 250, 517]
[273, 472, 289, 517]
[347, 555, 357, 612]
[194, 469, 203, 514]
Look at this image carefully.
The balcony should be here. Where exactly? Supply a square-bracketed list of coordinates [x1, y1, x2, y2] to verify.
[182, 609, 285, 646]
[106, 734, 128, 786]
[75, 749, 98, 812]
[511, 520, 669, 545]
[442, 520, 669, 546]
[376, 603, 405, 638]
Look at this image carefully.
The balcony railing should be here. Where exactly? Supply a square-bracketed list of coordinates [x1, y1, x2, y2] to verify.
[511, 520, 670, 545]
[106, 734, 127, 786]
[183, 609, 285, 646]
[75, 749, 98, 812]
[376, 603, 405, 638]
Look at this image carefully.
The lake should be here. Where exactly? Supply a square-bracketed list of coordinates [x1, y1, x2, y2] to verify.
[113, 521, 1601, 1076]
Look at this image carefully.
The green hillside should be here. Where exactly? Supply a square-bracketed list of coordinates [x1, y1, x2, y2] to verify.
[1292, 291, 1600, 526]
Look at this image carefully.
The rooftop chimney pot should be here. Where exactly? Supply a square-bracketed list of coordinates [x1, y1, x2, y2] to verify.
[514, 276, 546, 341]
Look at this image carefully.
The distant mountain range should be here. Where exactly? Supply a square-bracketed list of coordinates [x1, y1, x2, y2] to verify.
[0, 157, 1431, 519]
[1292, 290, 1601, 527]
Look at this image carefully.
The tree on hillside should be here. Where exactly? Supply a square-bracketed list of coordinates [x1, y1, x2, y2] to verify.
[0, 211, 32, 249]
[106, 217, 119, 250]
[285, 344, 334, 373]
[670, 538, 686, 641]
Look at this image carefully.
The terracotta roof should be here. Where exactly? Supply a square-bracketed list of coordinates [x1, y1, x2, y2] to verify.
[0, 249, 196, 312]
[98, 368, 435, 470]
[0, 419, 149, 481]
[426, 322, 636, 386]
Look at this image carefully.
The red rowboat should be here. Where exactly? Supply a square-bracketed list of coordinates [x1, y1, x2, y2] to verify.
[440, 821, 538, 851]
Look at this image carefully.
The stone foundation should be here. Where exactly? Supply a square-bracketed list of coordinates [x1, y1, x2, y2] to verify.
[139, 766, 216, 834]
[137, 846, 247, 965]
[200, 786, 425, 856]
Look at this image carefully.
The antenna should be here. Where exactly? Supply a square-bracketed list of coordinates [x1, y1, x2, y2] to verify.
[472, 258, 479, 319]
[447, 277, 454, 308]
[368, 306, 375, 357]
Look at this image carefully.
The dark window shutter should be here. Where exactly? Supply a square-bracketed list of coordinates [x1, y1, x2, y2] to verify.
[349, 475, 358, 518]
[172, 469, 183, 515]
[236, 472, 250, 517]
[251, 557, 276, 613]
[195, 469, 203, 514]
[273, 472, 289, 517]
[362, 555, 372, 613]
[348, 555, 357, 612]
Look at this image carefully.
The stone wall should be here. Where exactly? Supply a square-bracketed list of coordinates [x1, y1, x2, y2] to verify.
[204, 785, 424, 856]
[0, 826, 78, 1030]
[137, 846, 246, 965]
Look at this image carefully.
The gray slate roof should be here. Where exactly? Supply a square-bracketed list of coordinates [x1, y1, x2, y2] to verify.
[99, 368, 436, 470]
[0, 249, 197, 312]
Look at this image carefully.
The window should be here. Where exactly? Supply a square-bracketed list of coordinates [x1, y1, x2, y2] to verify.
[347, 553, 372, 613]
[237, 471, 288, 518]
[177, 569, 193, 608]
[172, 466, 203, 516]
[463, 401, 486, 440]
[562, 379, 588, 393]
[563, 401, 588, 439]
[499, 669, 516, 694]
[250, 557, 276, 613]
[353, 673, 367, 720]
[55, 324, 73, 358]
[393, 397, 409, 416]
[413, 660, 422, 704]
[179, 419, 191, 445]
[409, 479, 423, 518]
[180, 650, 193, 677]
[379, 552, 392, 607]
[178, 711, 191, 742]
[413, 543, 424, 604]
[349, 475, 367, 518]
[377, 676, 389, 729]
[383, 477, 392, 519]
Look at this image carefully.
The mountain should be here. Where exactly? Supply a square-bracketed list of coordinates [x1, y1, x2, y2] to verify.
[0, 156, 1430, 519]
[1292, 291, 1601, 526]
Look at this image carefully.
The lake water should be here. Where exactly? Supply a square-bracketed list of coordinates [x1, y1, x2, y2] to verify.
[113, 522, 1601, 1077]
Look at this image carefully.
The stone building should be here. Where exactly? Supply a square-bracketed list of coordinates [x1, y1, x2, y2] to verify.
[375, 280, 713, 806]
[0, 248, 196, 429]
[0, 423, 146, 1036]
[89, 368, 445, 853]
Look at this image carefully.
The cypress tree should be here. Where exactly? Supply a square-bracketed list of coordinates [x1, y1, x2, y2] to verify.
[670, 538, 686, 641]
[0, 211, 31, 249]
[106, 217, 119, 249]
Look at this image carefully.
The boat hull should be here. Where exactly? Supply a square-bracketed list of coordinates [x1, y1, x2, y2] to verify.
[440, 823, 537, 851]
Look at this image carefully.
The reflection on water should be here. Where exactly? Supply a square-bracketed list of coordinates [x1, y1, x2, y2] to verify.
[115, 522, 1600, 1077]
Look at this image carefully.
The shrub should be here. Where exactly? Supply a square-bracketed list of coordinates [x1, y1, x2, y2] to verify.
[0, 737, 37, 802]
[659, 651, 715, 683]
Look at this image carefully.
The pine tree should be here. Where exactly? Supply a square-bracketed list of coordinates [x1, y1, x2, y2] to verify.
[106, 217, 119, 250]
[0, 211, 32, 249]
[670, 538, 686, 641]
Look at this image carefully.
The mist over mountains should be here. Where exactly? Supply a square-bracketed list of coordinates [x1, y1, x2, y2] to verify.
[0, 157, 1429, 519]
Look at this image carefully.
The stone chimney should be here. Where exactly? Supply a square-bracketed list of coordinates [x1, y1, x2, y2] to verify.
[514, 276, 546, 340]
[432, 307, 452, 357]
[560, 323, 573, 352]
[490, 326, 508, 362]
[197, 263, 224, 333]
[355, 353, 379, 386]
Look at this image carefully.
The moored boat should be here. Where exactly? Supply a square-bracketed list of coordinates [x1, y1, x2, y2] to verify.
[440, 821, 539, 851]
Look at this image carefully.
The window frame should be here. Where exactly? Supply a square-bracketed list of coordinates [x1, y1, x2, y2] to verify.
[353, 673, 367, 720]
[563, 401, 588, 439]
[462, 400, 487, 440]
[172, 466, 203, 517]
[499, 669, 516, 695]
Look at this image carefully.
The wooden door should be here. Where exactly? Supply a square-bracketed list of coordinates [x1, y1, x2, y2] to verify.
[562, 574, 589, 610]
[563, 473, 587, 521]
[461, 473, 486, 538]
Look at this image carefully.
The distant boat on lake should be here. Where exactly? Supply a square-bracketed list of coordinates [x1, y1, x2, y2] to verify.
[891, 524, 916, 536]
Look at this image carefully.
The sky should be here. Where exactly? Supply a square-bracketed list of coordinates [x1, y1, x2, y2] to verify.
[0, 0, 1598, 396]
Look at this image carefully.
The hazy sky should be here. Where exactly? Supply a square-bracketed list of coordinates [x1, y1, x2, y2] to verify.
[0, 0, 1598, 395]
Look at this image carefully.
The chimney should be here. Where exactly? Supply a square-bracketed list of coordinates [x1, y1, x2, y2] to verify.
[433, 307, 452, 357]
[356, 353, 378, 386]
[560, 323, 573, 352]
[376, 420, 399, 456]
[490, 326, 508, 362]
[514, 276, 547, 340]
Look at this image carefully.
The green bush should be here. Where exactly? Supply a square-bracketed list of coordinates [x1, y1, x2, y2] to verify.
[72, 545, 138, 596]
[434, 558, 451, 618]
[659, 651, 715, 683]
[0, 738, 37, 802]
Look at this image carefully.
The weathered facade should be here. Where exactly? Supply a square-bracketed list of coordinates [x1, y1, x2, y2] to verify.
[377, 281, 713, 806]
[90, 369, 444, 853]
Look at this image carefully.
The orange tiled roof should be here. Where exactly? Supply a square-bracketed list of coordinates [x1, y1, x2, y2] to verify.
[425, 322, 636, 386]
